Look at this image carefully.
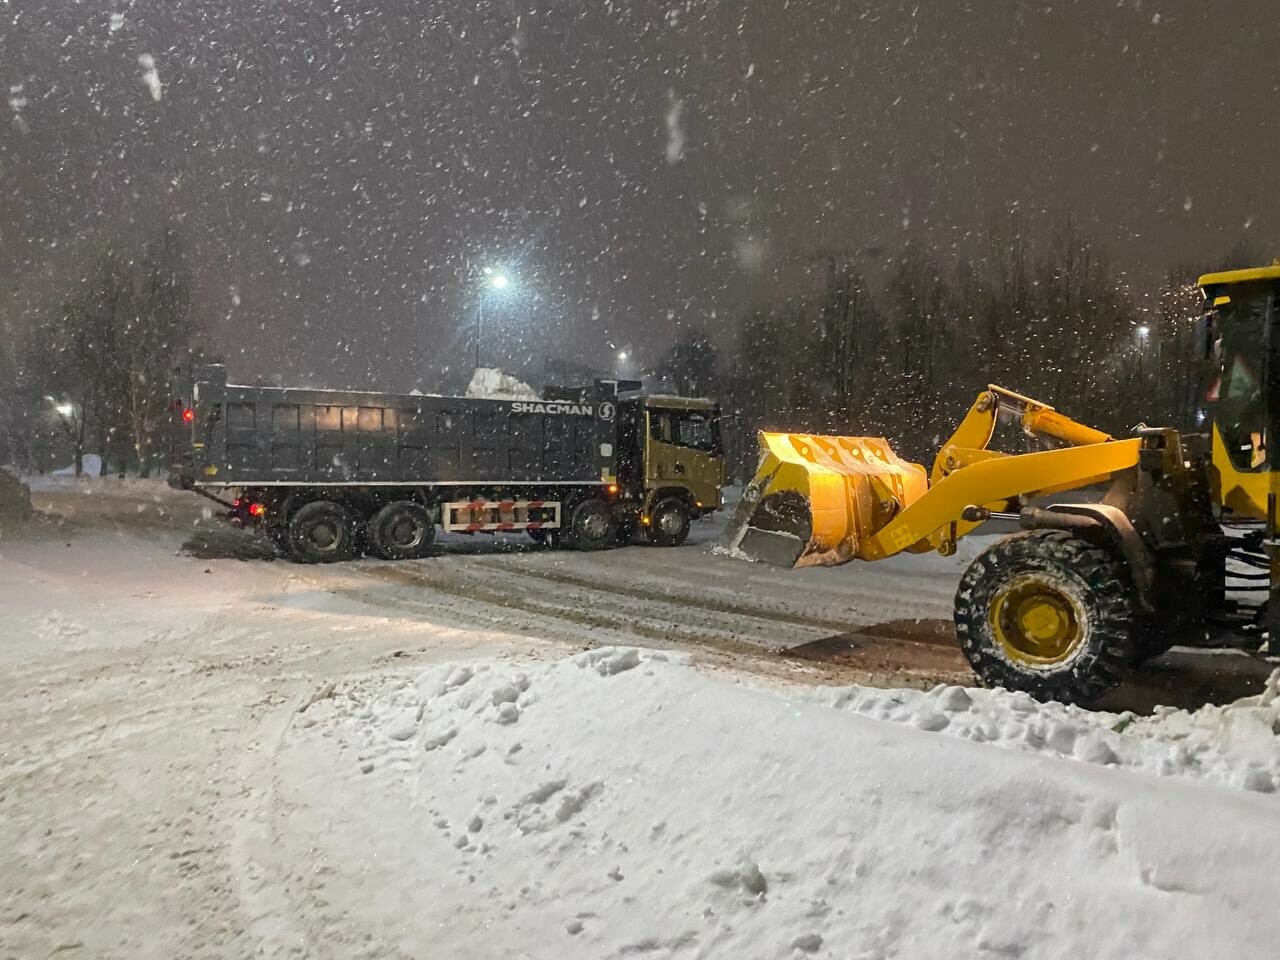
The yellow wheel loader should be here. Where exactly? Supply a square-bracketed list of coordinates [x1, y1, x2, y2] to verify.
[722, 265, 1280, 703]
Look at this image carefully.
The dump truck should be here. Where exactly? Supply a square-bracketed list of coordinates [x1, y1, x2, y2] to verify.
[170, 365, 724, 562]
[723, 264, 1280, 703]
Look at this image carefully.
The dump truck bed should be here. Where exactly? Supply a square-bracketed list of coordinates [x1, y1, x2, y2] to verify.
[173, 366, 619, 489]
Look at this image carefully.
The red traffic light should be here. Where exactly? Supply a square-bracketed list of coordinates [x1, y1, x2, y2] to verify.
[182, 408, 195, 423]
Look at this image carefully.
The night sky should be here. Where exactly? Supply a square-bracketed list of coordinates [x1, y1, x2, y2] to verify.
[3, 1, 1277, 390]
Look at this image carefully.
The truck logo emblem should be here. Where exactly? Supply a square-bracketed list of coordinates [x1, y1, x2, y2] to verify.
[510, 400, 594, 416]
[598, 402, 616, 422]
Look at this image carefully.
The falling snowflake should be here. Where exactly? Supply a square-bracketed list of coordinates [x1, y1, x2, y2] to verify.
[138, 54, 162, 102]
[665, 91, 685, 164]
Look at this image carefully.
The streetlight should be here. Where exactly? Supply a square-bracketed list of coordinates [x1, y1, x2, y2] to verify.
[476, 270, 514, 368]
[46, 395, 74, 418]
[1135, 325, 1156, 394]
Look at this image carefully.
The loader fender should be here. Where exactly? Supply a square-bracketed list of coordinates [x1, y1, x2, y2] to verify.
[1019, 504, 1156, 613]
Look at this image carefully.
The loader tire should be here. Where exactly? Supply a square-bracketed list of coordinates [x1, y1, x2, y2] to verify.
[368, 501, 435, 561]
[1130, 621, 1175, 664]
[955, 530, 1136, 705]
[288, 501, 358, 564]
[648, 498, 690, 547]
[565, 499, 615, 551]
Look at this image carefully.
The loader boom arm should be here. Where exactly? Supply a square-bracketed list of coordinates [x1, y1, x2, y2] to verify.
[721, 385, 1137, 568]
[932, 386, 1113, 484]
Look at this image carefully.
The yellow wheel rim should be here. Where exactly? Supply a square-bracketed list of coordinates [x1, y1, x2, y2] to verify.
[990, 576, 1084, 666]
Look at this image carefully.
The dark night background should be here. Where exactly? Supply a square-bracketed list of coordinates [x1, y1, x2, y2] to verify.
[3, 1, 1277, 390]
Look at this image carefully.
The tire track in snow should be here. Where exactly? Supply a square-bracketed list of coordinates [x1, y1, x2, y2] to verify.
[463, 554, 875, 633]
[359, 561, 833, 654]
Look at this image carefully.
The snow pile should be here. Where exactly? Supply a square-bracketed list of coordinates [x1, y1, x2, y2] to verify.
[51, 453, 104, 477]
[273, 649, 1280, 958]
[465, 366, 539, 400]
[823, 673, 1280, 793]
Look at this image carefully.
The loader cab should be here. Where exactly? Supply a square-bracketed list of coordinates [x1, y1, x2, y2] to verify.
[1199, 265, 1280, 519]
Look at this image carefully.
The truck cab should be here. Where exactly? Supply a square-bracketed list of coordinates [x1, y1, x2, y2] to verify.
[615, 395, 725, 545]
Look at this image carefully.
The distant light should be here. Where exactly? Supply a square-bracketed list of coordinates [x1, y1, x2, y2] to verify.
[1136, 325, 1150, 339]
[248, 502, 266, 518]
[617, 351, 628, 361]
[489, 273, 509, 290]
[182, 408, 195, 423]
[54, 402, 74, 417]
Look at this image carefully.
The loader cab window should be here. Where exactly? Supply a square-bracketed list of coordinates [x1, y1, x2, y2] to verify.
[648, 409, 722, 454]
[1210, 292, 1270, 471]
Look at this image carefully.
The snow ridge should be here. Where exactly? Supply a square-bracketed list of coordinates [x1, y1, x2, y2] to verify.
[275, 649, 1280, 958]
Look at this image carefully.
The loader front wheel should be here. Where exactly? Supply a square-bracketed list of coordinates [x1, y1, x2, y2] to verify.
[955, 530, 1136, 705]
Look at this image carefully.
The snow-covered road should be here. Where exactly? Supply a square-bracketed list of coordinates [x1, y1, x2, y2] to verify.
[2, 478, 1279, 958]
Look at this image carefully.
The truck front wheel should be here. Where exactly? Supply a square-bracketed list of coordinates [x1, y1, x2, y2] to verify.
[288, 501, 358, 563]
[648, 497, 690, 547]
[565, 499, 616, 551]
[368, 501, 436, 561]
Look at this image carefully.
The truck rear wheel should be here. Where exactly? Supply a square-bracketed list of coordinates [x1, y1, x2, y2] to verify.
[648, 497, 690, 547]
[565, 499, 615, 551]
[368, 501, 435, 561]
[288, 501, 358, 563]
[955, 530, 1137, 704]
[528, 528, 562, 548]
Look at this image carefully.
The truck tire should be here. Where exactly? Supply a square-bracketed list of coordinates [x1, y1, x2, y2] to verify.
[528, 528, 562, 548]
[288, 501, 358, 563]
[266, 524, 290, 556]
[565, 499, 615, 551]
[648, 497, 690, 547]
[955, 530, 1137, 705]
[368, 501, 435, 561]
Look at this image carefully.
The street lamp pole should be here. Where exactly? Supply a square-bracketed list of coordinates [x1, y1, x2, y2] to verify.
[1136, 325, 1150, 389]
[475, 271, 510, 370]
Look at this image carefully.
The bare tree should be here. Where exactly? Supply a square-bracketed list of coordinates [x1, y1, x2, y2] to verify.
[20, 227, 192, 476]
[120, 228, 193, 476]
[658, 326, 721, 397]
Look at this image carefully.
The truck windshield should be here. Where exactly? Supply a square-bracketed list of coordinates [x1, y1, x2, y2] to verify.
[649, 409, 721, 454]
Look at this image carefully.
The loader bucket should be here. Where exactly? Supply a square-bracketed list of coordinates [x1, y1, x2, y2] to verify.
[720, 432, 929, 568]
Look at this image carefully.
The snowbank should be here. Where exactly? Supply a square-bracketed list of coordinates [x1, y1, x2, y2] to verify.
[272, 649, 1280, 958]
[51, 453, 103, 476]
[466, 366, 539, 400]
